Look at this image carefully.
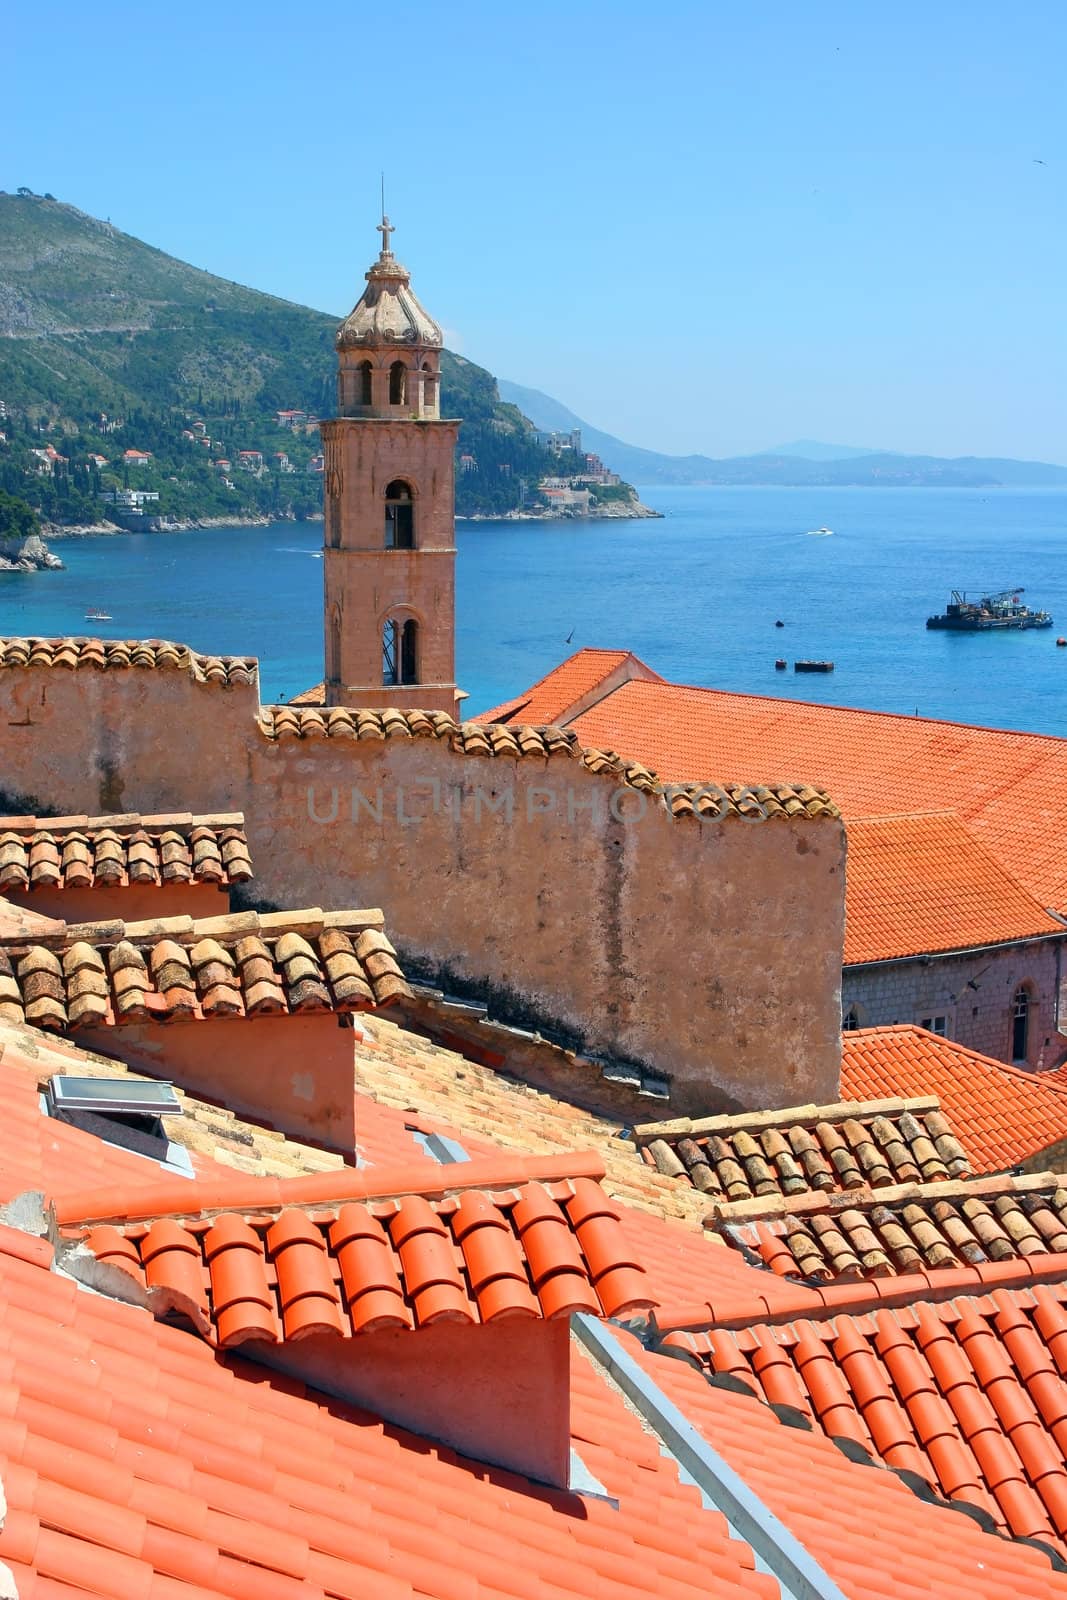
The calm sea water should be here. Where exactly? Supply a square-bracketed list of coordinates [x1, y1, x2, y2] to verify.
[3, 485, 1066, 734]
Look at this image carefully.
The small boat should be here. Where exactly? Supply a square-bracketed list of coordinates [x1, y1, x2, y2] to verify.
[794, 660, 834, 673]
[805, 526, 834, 536]
[775, 659, 787, 671]
[1057, 637, 1066, 648]
[775, 619, 785, 628]
[84, 608, 113, 622]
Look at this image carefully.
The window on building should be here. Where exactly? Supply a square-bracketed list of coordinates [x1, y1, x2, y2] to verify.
[382, 620, 399, 686]
[1011, 986, 1031, 1063]
[842, 1005, 861, 1031]
[385, 480, 415, 548]
[920, 1014, 948, 1037]
[359, 360, 373, 406]
[382, 618, 418, 686]
[389, 360, 407, 406]
[400, 619, 418, 684]
[421, 361, 435, 410]
[43, 1075, 192, 1174]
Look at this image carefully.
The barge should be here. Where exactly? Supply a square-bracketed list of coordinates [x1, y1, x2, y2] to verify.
[927, 587, 1053, 631]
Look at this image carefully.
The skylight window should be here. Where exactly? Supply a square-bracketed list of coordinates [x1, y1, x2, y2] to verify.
[43, 1074, 192, 1176]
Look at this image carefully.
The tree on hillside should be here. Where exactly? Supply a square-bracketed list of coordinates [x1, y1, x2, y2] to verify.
[0, 489, 41, 542]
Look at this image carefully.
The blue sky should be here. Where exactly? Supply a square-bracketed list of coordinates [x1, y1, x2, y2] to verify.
[7, 1, 1065, 460]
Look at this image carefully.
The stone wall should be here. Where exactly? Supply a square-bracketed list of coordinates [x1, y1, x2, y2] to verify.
[0, 660, 846, 1112]
[842, 939, 1066, 1070]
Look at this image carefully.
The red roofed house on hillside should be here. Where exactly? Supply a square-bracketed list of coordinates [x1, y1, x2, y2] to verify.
[480, 649, 1067, 1069]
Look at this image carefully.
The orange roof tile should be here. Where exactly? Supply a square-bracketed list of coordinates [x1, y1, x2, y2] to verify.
[0, 811, 252, 893]
[659, 1274, 1067, 1555]
[0, 636, 257, 685]
[635, 1094, 972, 1200]
[476, 647, 659, 724]
[61, 1152, 657, 1344]
[844, 812, 1065, 963]
[0, 908, 409, 1031]
[842, 1025, 1067, 1173]
[560, 672, 1067, 908]
[631, 1328, 1067, 1597]
[0, 1229, 775, 1600]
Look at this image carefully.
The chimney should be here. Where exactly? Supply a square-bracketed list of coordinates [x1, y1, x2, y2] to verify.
[53, 1152, 656, 1488]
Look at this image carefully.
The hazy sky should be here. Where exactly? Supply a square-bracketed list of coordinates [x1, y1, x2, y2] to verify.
[7, 1, 1066, 460]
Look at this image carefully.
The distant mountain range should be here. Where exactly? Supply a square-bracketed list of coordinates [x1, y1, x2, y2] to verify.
[498, 380, 1067, 489]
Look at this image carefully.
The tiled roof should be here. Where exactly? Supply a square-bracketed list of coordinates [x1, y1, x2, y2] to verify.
[562, 671, 1067, 907]
[720, 1171, 1067, 1281]
[259, 706, 840, 817]
[475, 648, 656, 724]
[635, 1095, 972, 1201]
[0, 907, 410, 1032]
[844, 812, 1066, 964]
[0, 636, 257, 685]
[0, 1229, 776, 1600]
[632, 1329, 1067, 1600]
[352, 1015, 837, 1317]
[661, 1277, 1067, 1554]
[842, 1025, 1067, 1173]
[287, 679, 326, 705]
[60, 1152, 657, 1345]
[0, 811, 252, 892]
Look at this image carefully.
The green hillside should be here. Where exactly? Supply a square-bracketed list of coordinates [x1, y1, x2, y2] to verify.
[0, 191, 569, 521]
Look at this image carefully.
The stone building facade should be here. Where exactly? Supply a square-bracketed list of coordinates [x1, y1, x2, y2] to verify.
[842, 937, 1066, 1071]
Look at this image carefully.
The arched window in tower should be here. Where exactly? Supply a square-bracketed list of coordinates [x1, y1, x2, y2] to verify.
[389, 360, 407, 406]
[421, 361, 434, 412]
[358, 360, 373, 407]
[1011, 985, 1032, 1063]
[401, 619, 418, 684]
[384, 480, 415, 548]
[382, 620, 399, 687]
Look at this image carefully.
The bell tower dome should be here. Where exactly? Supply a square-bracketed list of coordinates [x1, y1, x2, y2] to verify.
[320, 216, 460, 714]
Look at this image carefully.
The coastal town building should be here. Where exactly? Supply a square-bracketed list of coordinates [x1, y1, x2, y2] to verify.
[2, 216, 1067, 1599]
[480, 648, 1067, 1069]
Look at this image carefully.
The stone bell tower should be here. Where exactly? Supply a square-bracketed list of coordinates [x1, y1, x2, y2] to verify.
[320, 215, 460, 714]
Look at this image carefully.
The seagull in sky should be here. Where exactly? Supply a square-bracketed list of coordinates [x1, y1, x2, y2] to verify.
[1033, 158, 1047, 165]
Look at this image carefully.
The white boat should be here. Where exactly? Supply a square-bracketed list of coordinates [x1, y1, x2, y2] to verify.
[805, 526, 834, 537]
[84, 608, 113, 622]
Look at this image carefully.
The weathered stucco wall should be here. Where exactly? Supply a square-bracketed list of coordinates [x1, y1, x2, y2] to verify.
[0, 662, 846, 1112]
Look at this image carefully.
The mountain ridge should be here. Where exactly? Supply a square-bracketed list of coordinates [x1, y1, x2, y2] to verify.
[0, 192, 587, 521]
[497, 379, 1067, 488]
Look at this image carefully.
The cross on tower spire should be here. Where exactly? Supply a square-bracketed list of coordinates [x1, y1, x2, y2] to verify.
[377, 213, 395, 257]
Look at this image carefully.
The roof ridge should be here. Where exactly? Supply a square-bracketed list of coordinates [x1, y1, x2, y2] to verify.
[3, 905, 386, 950]
[51, 1148, 609, 1228]
[0, 637, 258, 686]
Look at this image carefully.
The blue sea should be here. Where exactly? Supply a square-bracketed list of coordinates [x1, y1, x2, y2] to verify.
[3, 485, 1066, 734]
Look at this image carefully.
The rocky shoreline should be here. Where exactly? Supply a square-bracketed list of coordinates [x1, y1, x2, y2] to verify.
[0, 533, 65, 572]
[459, 497, 662, 523]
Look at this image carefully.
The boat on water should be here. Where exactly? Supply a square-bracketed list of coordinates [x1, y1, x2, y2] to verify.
[84, 608, 113, 623]
[926, 587, 1053, 631]
[794, 660, 834, 673]
[805, 526, 834, 536]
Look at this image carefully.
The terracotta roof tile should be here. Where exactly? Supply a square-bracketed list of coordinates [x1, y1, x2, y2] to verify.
[0, 636, 258, 685]
[259, 707, 839, 818]
[0, 1229, 773, 1600]
[842, 1025, 1067, 1173]
[0, 908, 409, 1031]
[659, 1278, 1067, 1556]
[719, 1171, 1067, 1281]
[476, 648, 655, 725]
[635, 1095, 972, 1201]
[0, 812, 252, 892]
[630, 1329, 1067, 1599]
[60, 1151, 658, 1343]
[845, 812, 1066, 963]
[560, 669, 1067, 907]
